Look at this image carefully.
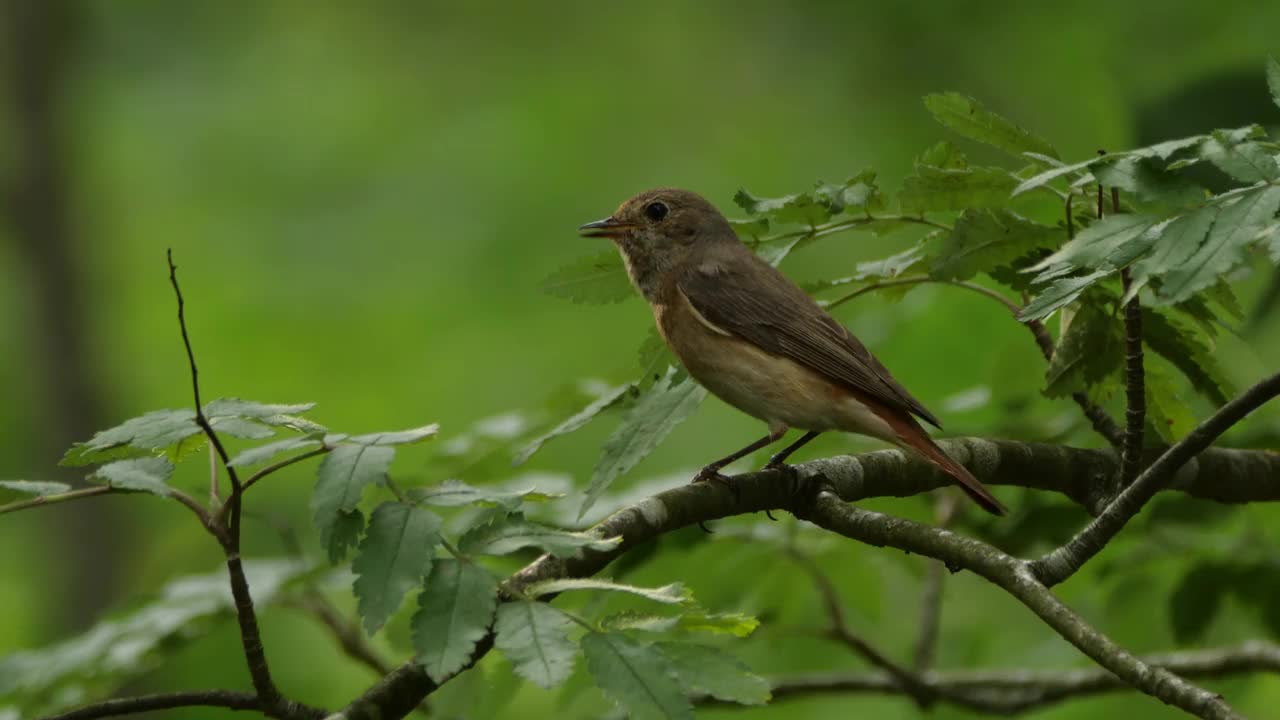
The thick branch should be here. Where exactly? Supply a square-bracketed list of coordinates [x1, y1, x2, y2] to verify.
[39, 690, 325, 720]
[1033, 371, 1280, 586]
[701, 641, 1280, 715]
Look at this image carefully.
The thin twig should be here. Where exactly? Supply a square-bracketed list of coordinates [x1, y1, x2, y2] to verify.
[0, 485, 111, 515]
[38, 689, 326, 720]
[243, 447, 331, 493]
[1119, 268, 1146, 483]
[913, 493, 959, 670]
[1033, 370, 1280, 587]
[167, 249, 281, 708]
[787, 547, 939, 708]
[825, 276, 1020, 314]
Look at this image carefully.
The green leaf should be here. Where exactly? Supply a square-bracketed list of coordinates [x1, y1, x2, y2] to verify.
[1043, 303, 1122, 397]
[411, 559, 499, 682]
[929, 209, 1061, 281]
[207, 416, 274, 440]
[409, 479, 562, 509]
[460, 516, 621, 558]
[727, 216, 769, 239]
[88, 457, 174, 496]
[1170, 563, 1232, 643]
[1160, 186, 1280, 303]
[1029, 214, 1163, 280]
[853, 245, 926, 281]
[1090, 156, 1205, 208]
[637, 330, 679, 389]
[1144, 361, 1197, 443]
[525, 578, 690, 605]
[0, 480, 71, 503]
[1018, 269, 1110, 322]
[203, 399, 316, 419]
[601, 611, 760, 638]
[733, 188, 831, 226]
[515, 383, 632, 466]
[837, 170, 886, 214]
[0, 559, 309, 718]
[915, 141, 969, 169]
[542, 251, 634, 304]
[227, 433, 332, 468]
[900, 166, 1017, 214]
[1143, 310, 1231, 405]
[350, 424, 439, 446]
[924, 92, 1058, 160]
[60, 409, 199, 467]
[352, 502, 443, 634]
[753, 236, 803, 267]
[312, 444, 395, 563]
[1200, 132, 1280, 183]
[657, 642, 770, 705]
[494, 601, 577, 689]
[1268, 56, 1280, 111]
[580, 368, 706, 519]
[1130, 205, 1218, 303]
[582, 632, 692, 720]
[1013, 157, 1097, 196]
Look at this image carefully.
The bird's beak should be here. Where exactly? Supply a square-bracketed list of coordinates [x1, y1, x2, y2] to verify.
[578, 216, 632, 238]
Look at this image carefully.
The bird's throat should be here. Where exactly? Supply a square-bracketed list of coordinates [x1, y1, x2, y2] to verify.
[613, 237, 670, 303]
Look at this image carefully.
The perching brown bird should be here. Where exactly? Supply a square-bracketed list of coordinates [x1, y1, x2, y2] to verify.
[579, 188, 1006, 515]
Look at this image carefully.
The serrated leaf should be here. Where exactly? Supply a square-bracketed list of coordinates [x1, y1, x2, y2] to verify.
[542, 251, 634, 304]
[494, 601, 577, 689]
[854, 245, 925, 281]
[207, 416, 274, 440]
[1013, 157, 1098, 196]
[582, 633, 692, 720]
[459, 516, 621, 558]
[657, 642, 770, 705]
[1200, 133, 1280, 183]
[1091, 156, 1205, 208]
[352, 502, 443, 634]
[1269, 57, 1280, 111]
[227, 433, 330, 468]
[1160, 186, 1280, 303]
[600, 612, 681, 633]
[1143, 310, 1231, 405]
[1144, 361, 1197, 443]
[525, 578, 690, 605]
[900, 165, 1017, 214]
[1029, 214, 1163, 279]
[411, 559, 499, 682]
[1018, 269, 1110, 322]
[0, 480, 71, 503]
[1131, 205, 1218, 303]
[1170, 563, 1232, 643]
[916, 141, 968, 169]
[515, 384, 632, 466]
[733, 189, 831, 226]
[349, 424, 439, 446]
[838, 170, 885, 214]
[312, 444, 395, 563]
[1043, 303, 1122, 397]
[727, 216, 769, 239]
[203, 399, 316, 419]
[930, 209, 1061, 281]
[924, 92, 1058, 160]
[60, 409, 199, 467]
[409, 479, 562, 510]
[88, 457, 174, 496]
[637, 330, 678, 390]
[580, 368, 706, 519]
[601, 611, 760, 638]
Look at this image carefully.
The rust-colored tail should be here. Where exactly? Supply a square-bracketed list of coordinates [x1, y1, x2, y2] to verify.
[877, 409, 1007, 516]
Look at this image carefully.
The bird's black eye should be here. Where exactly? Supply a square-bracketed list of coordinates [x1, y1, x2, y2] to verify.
[644, 201, 669, 222]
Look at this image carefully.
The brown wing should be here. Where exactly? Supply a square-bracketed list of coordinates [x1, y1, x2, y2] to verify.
[678, 252, 943, 428]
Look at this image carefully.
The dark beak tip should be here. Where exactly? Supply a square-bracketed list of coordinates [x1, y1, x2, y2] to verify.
[578, 216, 620, 237]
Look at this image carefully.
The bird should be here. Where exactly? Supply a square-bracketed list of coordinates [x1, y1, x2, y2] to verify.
[578, 188, 1006, 516]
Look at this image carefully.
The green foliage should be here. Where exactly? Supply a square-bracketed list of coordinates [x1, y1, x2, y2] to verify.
[514, 382, 633, 466]
[1043, 303, 1122, 397]
[655, 641, 771, 705]
[61, 408, 199, 466]
[582, 632, 692, 720]
[458, 514, 621, 558]
[408, 479, 562, 509]
[411, 559, 500, 682]
[525, 578, 691, 605]
[541, 251, 634, 305]
[88, 457, 174, 496]
[580, 368, 706, 519]
[312, 444, 394, 563]
[923, 92, 1059, 160]
[352, 502, 443, 634]
[0, 480, 71, 504]
[493, 601, 578, 689]
[929, 209, 1059, 282]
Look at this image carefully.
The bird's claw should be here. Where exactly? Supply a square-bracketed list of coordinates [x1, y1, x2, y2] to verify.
[692, 466, 732, 486]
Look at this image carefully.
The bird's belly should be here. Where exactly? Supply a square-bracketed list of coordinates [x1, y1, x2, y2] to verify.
[674, 333, 892, 438]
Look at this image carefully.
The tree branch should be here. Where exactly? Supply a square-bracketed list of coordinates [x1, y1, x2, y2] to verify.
[1119, 268, 1146, 483]
[1033, 370, 1280, 587]
[39, 689, 326, 720]
[699, 641, 1280, 715]
[332, 435, 1278, 719]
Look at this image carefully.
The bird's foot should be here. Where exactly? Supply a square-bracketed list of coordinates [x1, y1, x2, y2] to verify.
[692, 465, 738, 533]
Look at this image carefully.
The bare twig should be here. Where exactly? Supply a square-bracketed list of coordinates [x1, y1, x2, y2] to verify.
[0, 486, 111, 515]
[1119, 268, 1146, 483]
[39, 689, 325, 720]
[167, 249, 282, 708]
[288, 593, 394, 676]
[786, 548, 938, 708]
[243, 447, 331, 493]
[698, 641, 1280, 714]
[826, 276, 1021, 314]
[1033, 370, 1280, 587]
[913, 493, 959, 670]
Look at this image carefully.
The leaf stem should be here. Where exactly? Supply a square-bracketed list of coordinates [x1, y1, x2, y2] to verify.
[242, 447, 332, 493]
[0, 485, 111, 515]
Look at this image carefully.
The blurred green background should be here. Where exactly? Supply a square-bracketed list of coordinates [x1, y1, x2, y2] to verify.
[3, 1, 1279, 718]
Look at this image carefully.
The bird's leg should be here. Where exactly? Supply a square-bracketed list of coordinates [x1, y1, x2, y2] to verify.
[765, 430, 821, 469]
[693, 425, 789, 486]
